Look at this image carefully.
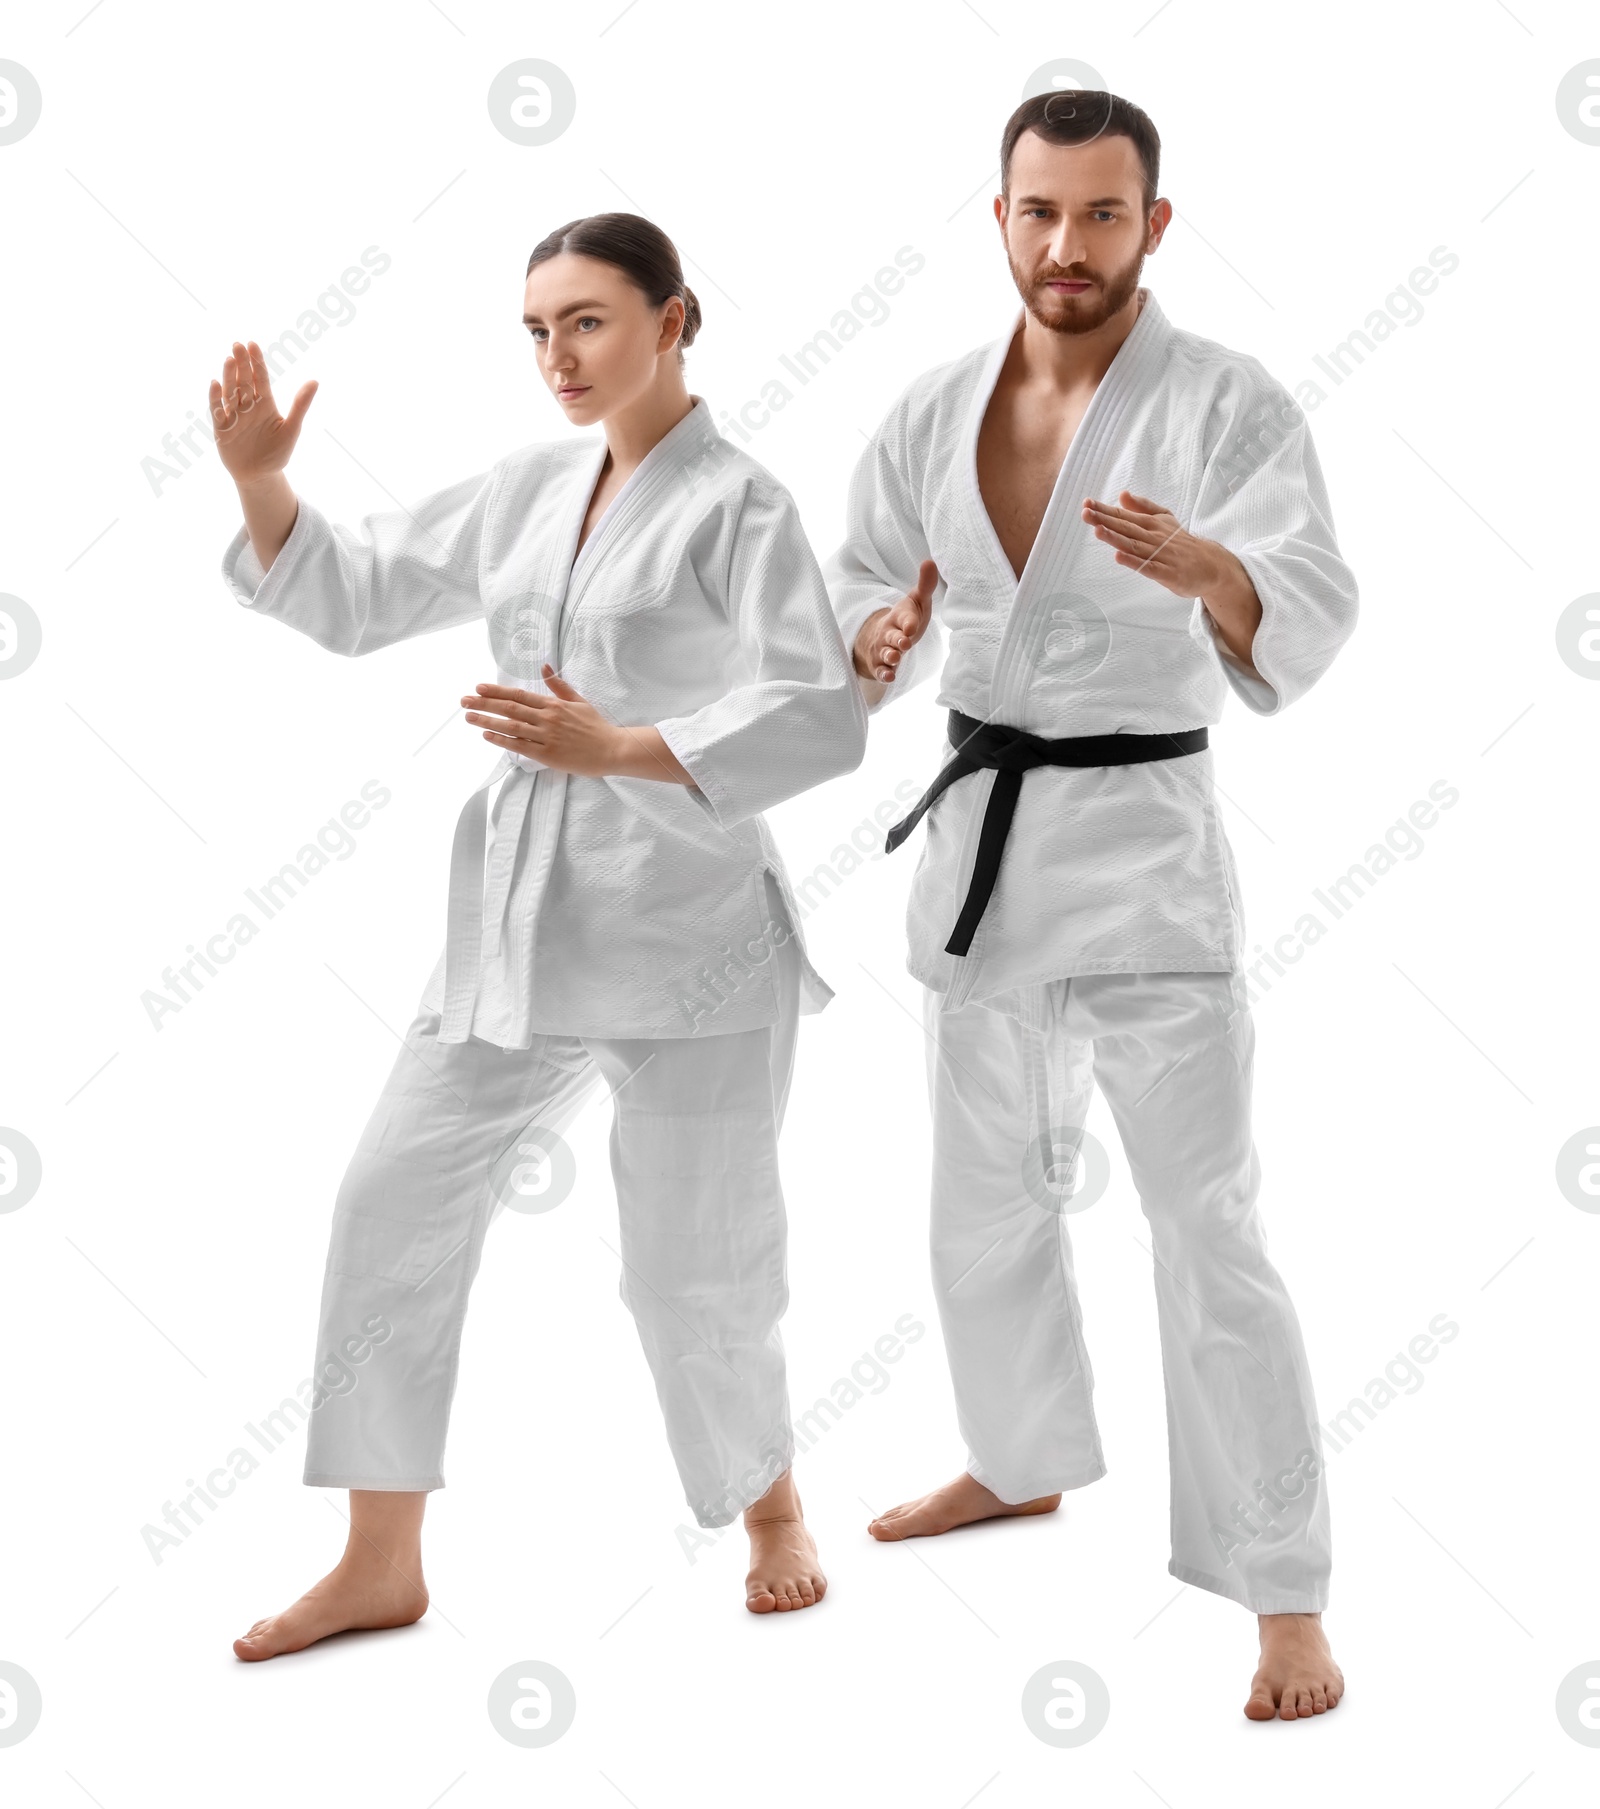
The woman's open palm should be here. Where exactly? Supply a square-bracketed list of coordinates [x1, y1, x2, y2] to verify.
[208, 340, 318, 485]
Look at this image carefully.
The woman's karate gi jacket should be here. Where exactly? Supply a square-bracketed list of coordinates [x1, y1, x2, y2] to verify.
[222, 397, 869, 1044]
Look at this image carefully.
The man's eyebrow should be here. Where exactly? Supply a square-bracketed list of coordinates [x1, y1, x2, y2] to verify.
[522, 299, 609, 324]
[1014, 193, 1132, 208]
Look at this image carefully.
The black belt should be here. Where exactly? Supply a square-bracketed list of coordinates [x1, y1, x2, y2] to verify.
[884, 709, 1210, 957]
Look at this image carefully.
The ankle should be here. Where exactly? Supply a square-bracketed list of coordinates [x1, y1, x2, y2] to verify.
[338, 1547, 424, 1584]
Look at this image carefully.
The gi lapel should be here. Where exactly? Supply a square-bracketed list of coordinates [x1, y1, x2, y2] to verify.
[490, 434, 609, 695]
[981, 288, 1173, 714]
[962, 315, 1032, 603]
[452, 433, 616, 1043]
[554, 395, 727, 658]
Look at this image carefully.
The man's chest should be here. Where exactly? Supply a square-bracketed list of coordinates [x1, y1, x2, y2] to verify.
[974, 390, 1093, 581]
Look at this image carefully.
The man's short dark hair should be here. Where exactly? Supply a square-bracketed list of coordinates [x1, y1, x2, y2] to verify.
[999, 91, 1161, 214]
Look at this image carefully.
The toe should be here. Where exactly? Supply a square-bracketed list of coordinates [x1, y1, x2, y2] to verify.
[1311, 1686, 1328, 1713]
[746, 1585, 776, 1614]
[796, 1578, 817, 1605]
[1244, 1677, 1278, 1721]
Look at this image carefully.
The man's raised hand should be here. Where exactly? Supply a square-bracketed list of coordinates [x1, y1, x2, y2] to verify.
[1082, 490, 1224, 599]
[209, 340, 319, 486]
[852, 558, 940, 685]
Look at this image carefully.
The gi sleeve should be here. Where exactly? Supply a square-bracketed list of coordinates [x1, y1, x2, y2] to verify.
[654, 480, 869, 830]
[1187, 364, 1359, 715]
[820, 424, 946, 714]
[219, 462, 500, 656]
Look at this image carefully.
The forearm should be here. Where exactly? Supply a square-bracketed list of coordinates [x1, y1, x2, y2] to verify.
[612, 725, 695, 785]
[1199, 544, 1264, 673]
[237, 472, 299, 574]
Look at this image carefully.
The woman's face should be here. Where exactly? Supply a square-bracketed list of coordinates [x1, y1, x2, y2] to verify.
[522, 252, 684, 427]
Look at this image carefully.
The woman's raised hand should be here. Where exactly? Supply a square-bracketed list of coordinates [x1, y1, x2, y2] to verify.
[209, 340, 318, 486]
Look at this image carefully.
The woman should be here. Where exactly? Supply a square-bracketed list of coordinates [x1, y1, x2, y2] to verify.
[211, 213, 867, 1659]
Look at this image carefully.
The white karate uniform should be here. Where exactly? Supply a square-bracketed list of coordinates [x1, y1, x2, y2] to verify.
[824, 289, 1356, 1610]
[300, 871, 804, 1525]
[223, 395, 866, 1044]
[221, 397, 866, 1520]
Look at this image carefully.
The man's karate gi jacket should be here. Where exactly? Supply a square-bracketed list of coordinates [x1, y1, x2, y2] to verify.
[823, 288, 1359, 1010]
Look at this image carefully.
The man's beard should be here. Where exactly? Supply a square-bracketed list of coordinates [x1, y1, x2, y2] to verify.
[1014, 244, 1144, 335]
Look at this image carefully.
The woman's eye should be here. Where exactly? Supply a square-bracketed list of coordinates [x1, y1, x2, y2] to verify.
[577, 317, 599, 331]
[528, 327, 547, 342]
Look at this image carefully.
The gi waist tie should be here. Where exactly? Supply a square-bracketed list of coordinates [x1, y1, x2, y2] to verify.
[440, 751, 537, 1040]
[884, 708, 1210, 958]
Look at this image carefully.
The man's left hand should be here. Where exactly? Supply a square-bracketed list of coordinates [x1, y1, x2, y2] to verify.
[1083, 490, 1262, 672]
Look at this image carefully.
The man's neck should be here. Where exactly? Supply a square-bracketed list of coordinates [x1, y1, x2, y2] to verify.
[1014, 286, 1145, 394]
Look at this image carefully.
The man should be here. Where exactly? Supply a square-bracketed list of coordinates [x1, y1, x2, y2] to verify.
[824, 90, 1356, 1720]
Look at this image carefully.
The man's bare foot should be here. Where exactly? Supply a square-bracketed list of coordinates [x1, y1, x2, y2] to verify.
[744, 1470, 827, 1614]
[233, 1488, 428, 1662]
[1244, 1612, 1344, 1721]
[867, 1471, 1061, 1540]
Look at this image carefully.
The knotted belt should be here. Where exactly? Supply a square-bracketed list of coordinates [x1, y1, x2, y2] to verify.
[884, 709, 1209, 957]
[440, 749, 540, 1040]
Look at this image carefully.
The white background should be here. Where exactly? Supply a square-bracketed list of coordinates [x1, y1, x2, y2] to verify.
[2, 0, 1597, 1802]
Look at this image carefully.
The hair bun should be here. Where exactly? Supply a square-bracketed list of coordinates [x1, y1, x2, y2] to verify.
[679, 284, 701, 348]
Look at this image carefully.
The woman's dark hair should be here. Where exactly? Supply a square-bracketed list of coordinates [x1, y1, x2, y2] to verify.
[999, 91, 1161, 214]
[525, 212, 701, 362]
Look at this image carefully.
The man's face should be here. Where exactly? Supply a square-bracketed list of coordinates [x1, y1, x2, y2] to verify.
[998, 129, 1165, 334]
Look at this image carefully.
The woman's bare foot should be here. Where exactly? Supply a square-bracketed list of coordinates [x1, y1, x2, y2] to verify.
[1244, 1612, 1344, 1720]
[233, 1489, 429, 1662]
[867, 1471, 1061, 1540]
[744, 1470, 827, 1614]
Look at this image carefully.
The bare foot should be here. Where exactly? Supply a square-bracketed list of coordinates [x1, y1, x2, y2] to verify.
[867, 1471, 1061, 1541]
[744, 1470, 827, 1614]
[233, 1560, 428, 1660]
[234, 1488, 429, 1662]
[1244, 1612, 1344, 1720]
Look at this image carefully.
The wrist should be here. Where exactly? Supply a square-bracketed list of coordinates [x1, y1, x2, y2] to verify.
[1195, 539, 1235, 604]
[609, 723, 643, 774]
[852, 608, 888, 679]
[235, 472, 288, 498]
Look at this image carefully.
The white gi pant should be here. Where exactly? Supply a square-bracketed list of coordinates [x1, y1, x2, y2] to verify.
[925, 969, 1331, 1613]
[304, 876, 800, 1529]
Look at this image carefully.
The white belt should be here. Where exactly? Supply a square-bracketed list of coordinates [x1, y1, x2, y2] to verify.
[439, 751, 539, 1041]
